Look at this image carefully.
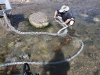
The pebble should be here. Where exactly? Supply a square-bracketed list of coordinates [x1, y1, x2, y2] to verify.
[93, 17, 100, 22]
[80, 13, 89, 17]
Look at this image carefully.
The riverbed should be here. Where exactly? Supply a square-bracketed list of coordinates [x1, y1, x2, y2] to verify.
[0, 0, 100, 75]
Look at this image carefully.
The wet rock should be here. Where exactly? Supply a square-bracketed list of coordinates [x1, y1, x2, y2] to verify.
[11, 57, 18, 62]
[19, 54, 30, 60]
[37, 41, 48, 50]
[21, 45, 30, 52]
[7, 66, 19, 75]
[88, 45, 96, 50]
[8, 42, 14, 48]
[80, 13, 88, 17]
[22, 54, 29, 59]
[14, 42, 24, 50]
[5, 57, 17, 63]
[93, 17, 100, 22]
[33, 37, 40, 43]
[54, 45, 61, 52]
[29, 12, 49, 28]
[70, 61, 75, 65]
[94, 69, 100, 75]
[61, 36, 72, 45]
[0, 61, 4, 64]
[0, 67, 6, 74]
[7, 66, 13, 75]
[84, 49, 99, 60]
[47, 28, 54, 33]
[17, 22, 28, 31]
[44, 37, 52, 42]
[71, 38, 81, 48]
[87, 52, 98, 60]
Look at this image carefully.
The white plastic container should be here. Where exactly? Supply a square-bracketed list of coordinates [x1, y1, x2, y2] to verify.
[0, 0, 12, 16]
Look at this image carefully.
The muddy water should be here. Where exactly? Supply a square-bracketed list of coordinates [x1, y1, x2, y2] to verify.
[0, 0, 100, 75]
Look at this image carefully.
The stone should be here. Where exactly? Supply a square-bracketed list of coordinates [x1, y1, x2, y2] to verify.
[29, 12, 49, 28]
[72, 38, 81, 48]
[80, 13, 88, 17]
[88, 45, 96, 50]
[93, 17, 100, 22]
[18, 54, 30, 60]
[54, 45, 61, 52]
[61, 36, 72, 45]
[8, 42, 14, 48]
[5, 57, 17, 63]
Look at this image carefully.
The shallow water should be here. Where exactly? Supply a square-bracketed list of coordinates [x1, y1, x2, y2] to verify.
[0, 0, 100, 75]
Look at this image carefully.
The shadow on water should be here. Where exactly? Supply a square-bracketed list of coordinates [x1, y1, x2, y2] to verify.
[42, 50, 70, 75]
[11, 14, 25, 28]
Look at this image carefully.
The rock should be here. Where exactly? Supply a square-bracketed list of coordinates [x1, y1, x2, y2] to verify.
[54, 45, 61, 52]
[19, 54, 30, 60]
[7, 66, 18, 75]
[11, 57, 17, 62]
[22, 54, 29, 59]
[47, 28, 54, 33]
[71, 38, 81, 48]
[93, 17, 100, 22]
[61, 36, 72, 45]
[37, 41, 48, 50]
[29, 12, 49, 28]
[21, 45, 30, 52]
[5, 57, 17, 63]
[88, 45, 96, 50]
[0, 61, 4, 64]
[80, 13, 88, 17]
[14, 42, 24, 50]
[32, 37, 40, 44]
[8, 42, 14, 48]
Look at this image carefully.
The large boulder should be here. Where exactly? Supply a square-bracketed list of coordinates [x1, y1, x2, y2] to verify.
[29, 12, 49, 28]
